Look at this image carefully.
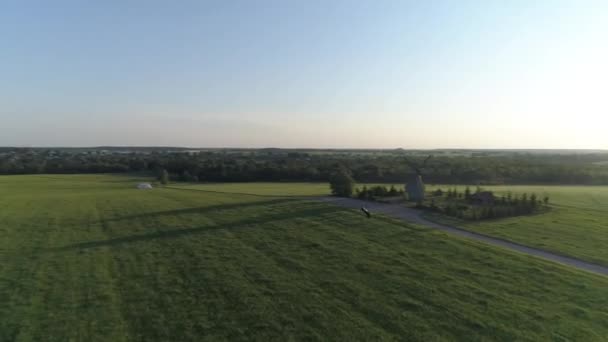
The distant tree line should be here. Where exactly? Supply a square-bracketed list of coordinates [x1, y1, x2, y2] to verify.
[1, 148, 608, 185]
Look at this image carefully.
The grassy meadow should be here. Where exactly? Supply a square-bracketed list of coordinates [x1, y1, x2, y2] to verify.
[168, 182, 330, 196]
[174, 181, 608, 266]
[1, 175, 607, 341]
[424, 185, 608, 266]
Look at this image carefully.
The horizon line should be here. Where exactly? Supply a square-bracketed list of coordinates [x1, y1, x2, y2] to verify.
[1, 146, 607, 152]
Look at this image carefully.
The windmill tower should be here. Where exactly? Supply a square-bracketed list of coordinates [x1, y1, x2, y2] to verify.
[404, 155, 431, 203]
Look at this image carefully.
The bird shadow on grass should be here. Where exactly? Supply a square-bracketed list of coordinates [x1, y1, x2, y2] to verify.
[51, 204, 343, 252]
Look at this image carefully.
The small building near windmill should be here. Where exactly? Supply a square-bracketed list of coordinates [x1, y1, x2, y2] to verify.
[137, 183, 153, 190]
[405, 175, 425, 202]
[470, 191, 495, 205]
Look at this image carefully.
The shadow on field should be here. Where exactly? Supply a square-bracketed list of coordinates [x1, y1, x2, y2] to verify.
[51, 203, 343, 251]
[165, 186, 312, 198]
[551, 203, 608, 214]
[103, 198, 296, 223]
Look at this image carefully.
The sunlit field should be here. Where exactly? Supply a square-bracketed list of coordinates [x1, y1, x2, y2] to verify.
[425, 185, 608, 266]
[170, 181, 608, 265]
[168, 182, 330, 196]
[0, 175, 607, 341]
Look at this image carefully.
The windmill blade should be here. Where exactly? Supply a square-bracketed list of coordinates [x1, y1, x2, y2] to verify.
[403, 156, 422, 175]
[422, 155, 432, 168]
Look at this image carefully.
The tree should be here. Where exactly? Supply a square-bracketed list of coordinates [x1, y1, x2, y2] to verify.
[159, 169, 169, 185]
[530, 193, 538, 208]
[543, 196, 550, 206]
[329, 168, 355, 197]
[181, 170, 194, 182]
[487, 207, 495, 219]
[464, 186, 472, 200]
[389, 185, 398, 196]
[445, 204, 455, 216]
[372, 185, 388, 197]
[358, 186, 369, 199]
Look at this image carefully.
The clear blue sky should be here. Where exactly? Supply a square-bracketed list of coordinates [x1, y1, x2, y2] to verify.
[1, 0, 607, 148]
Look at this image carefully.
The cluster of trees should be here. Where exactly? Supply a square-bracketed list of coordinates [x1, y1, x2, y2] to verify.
[355, 185, 403, 200]
[2, 148, 608, 185]
[329, 168, 355, 197]
[431, 187, 549, 220]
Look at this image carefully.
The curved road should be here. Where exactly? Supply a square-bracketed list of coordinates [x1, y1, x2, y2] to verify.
[318, 197, 608, 277]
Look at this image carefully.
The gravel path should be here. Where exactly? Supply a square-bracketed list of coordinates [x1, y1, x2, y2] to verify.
[318, 196, 608, 277]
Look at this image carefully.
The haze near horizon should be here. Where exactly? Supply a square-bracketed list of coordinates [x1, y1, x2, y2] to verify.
[1, 0, 607, 149]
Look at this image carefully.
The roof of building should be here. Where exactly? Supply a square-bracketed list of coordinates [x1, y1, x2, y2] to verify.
[471, 191, 494, 202]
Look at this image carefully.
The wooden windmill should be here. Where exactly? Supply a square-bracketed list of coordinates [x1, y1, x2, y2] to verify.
[404, 155, 432, 203]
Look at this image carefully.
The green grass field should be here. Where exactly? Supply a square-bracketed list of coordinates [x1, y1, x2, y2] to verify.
[169, 182, 330, 196]
[173, 182, 608, 266]
[424, 185, 608, 266]
[1, 175, 608, 341]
